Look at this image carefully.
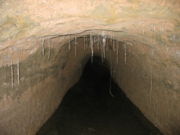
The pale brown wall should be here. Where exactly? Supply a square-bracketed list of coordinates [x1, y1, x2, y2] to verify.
[0, 0, 179, 135]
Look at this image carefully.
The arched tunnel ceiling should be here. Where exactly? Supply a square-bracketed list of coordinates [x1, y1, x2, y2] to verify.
[0, 0, 179, 45]
[0, 0, 179, 66]
[0, 0, 180, 135]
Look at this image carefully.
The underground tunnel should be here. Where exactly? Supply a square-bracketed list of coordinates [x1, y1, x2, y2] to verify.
[0, 0, 180, 135]
[37, 56, 163, 135]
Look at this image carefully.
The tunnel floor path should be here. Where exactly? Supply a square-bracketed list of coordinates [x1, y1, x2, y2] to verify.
[37, 57, 162, 135]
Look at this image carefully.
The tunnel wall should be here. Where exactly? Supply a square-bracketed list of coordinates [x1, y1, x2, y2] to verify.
[0, 0, 180, 135]
[0, 34, 179, 135]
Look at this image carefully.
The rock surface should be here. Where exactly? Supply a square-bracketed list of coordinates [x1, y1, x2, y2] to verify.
[0, 0, 179, 135]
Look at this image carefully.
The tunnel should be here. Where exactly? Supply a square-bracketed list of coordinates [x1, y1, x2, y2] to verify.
[37, 56, 163, 135]
[0, 1, 180, 135]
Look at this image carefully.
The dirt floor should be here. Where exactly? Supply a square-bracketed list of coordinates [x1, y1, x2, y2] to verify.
[37, 57, 163, 135]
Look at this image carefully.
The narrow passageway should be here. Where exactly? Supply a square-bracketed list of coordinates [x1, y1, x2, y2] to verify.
[37, 56, 162, 135]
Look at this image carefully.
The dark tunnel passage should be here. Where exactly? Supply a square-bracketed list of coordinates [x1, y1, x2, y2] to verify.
[37, 56, 163, 135]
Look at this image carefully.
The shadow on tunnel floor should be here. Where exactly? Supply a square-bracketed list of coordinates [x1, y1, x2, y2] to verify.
[37, 56, 163, 135]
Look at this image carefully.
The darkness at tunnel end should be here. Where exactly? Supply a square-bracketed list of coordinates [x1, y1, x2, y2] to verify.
[37, 56, 163, 135]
